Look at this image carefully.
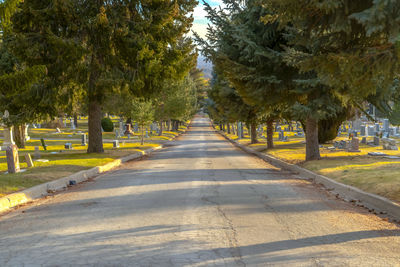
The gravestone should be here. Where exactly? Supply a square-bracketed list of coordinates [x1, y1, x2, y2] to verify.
[56, 128, 62, 133]
[382, 138, 398, 150]
[334, 140, 347, 149]
[145, 130, 149, 138]
[360, 125, 366, 136]
[282, 136, 289, 142]
[24, 124, 30, 141]
[81, 134, 87, 146]
[383, 119, 390, 132]
[34, 146, 40, 159]
[115, 130, 120, 139]
[113, 140, 119, 148]
[352, 119, 362, 131]
[367, 126, 375, 136]
[6, 145, 20, 173]
[64, 143, 72, 149]
[375, 123, 380, 132]
[25, 154, 34, 168]
[383, 132, 390, 139]
[278, 131, 284, 141]
[374, 136, 380, 146]
[3, 126, 15, 146]
[32, 124, 37, 129]
[389, 127, 395, 136]
[347, 138, 360, 152]
[361, 137, 367, 144]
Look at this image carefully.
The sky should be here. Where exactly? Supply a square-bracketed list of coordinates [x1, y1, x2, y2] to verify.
[191, 0, 225, 39]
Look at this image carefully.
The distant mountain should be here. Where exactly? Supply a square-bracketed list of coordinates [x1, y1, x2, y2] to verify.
[197, 55, 213, 80]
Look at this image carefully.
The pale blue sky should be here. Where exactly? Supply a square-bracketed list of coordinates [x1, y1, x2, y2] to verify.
[192, 0, 224, 38]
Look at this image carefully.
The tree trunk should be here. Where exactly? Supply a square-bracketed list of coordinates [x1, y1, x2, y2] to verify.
[167, 119, 171, 131]
[159, 121, 163, 136]
[13, 125, 25, 149]
[250, 122, 258, 144]
[141, 124, 144, 145]
[266, 119, 274, 149]
[87, 98, 104, 153]
[241, 123, 245, 138]
[227, 123, 231, 134]
[74, 114, 78, 128]
[305, 116, 320, 161]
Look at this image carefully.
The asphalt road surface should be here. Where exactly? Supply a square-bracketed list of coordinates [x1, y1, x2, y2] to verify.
[1, 115, 399, 266]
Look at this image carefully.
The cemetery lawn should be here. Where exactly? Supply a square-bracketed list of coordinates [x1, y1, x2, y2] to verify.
[237, 134, 400, 203]
[0, 140, 160, 197]
[0, 117, 189, 197]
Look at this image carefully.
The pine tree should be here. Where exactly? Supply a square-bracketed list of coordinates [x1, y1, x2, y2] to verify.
[10, 0, 197, 153]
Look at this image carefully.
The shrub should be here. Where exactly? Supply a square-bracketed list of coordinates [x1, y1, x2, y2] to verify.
[101, 117, 114, 132]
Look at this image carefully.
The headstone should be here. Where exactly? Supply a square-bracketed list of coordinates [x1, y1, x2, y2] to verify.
[6, 145, 20, 173]
[145, 130, 149, 138]
[360, 125, 366, 136]
[373, 136, 380, 146]
[367, 126, 375, 136]
[382, 132, 390, 139]
[334, 140, 348, 149]
[389, 127, 395, 136]
[81, 134, 87, 146]
[3, 127, 15, 146]
[113, 140, 119, 148]
[347, 138, 360, 152]
[24, 124, 30, 141]
[32, 124, 37, 129]
[375, 123, 380, 132]
[361, 137, 367, 144]
[64, 143, 72, 149]
[278, 131, 284, 141]
[25, 154, 34, 168]
[352, 119, 362, 131]
[383, 119, 390, 132]
[382, 138, 398, 150]
[282, 136, 289, 142]
[34, 146, 41, 159]
[56, 127, 62, 133]
[115, 130, 120, 139]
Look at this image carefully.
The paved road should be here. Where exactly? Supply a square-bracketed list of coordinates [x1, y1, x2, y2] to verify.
[1, 116, 400, 266]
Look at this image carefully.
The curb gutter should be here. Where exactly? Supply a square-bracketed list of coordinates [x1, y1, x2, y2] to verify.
[0, 146, 162, 214]
[218, 131, 400, 220]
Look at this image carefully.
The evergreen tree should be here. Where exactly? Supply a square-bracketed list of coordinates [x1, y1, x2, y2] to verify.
[10, 0, 197, 153]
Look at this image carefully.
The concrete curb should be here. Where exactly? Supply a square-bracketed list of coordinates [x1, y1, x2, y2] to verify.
[0, 146, 162, 214]
[218, 130, 400, 220]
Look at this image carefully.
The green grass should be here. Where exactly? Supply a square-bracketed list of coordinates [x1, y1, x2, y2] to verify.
[0, 118, 189, 197]
[221, 126, 400, 203]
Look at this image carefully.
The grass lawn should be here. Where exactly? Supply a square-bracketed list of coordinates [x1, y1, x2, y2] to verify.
[0, 119, 188, 197]
[217, 125, 400, 203]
